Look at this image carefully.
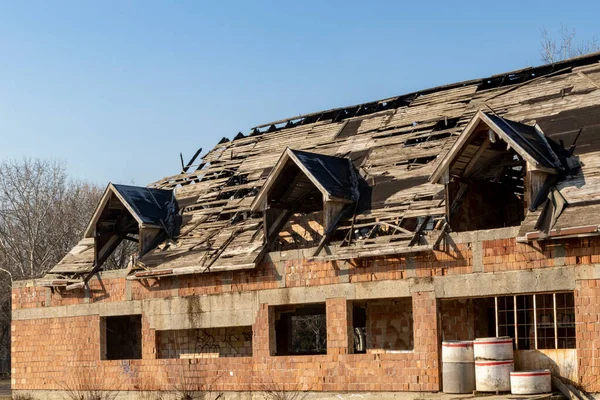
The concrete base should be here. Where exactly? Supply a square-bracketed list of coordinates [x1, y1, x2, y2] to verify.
[10, 390, 576, 400]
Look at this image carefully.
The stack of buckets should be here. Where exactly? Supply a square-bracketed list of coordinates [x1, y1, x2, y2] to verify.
[442, 337, 551, 394]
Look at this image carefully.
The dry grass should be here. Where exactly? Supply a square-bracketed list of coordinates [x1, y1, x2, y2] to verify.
[57, 363, 125, 400]
[11, 394, 36, 400]
[259, 381, 310, 400]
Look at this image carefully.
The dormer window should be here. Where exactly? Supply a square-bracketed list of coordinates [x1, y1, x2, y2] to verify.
[85, 184, 177, 268]
[430, 111, 563, 232]
[251, 148, 359, 253]
[44, 184, 178, 289]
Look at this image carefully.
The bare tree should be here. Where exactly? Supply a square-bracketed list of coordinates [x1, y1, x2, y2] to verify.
[541, 26, 599, 63]
[291, 314, 327, 354]
[0, 159, 101, 281]
[0, 159, 104, 368]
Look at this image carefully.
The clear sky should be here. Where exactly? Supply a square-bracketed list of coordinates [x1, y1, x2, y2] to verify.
[0, 1, 598, 186]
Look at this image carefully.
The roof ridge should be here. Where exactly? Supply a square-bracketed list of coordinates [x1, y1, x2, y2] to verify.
[246, 51, 600, 136]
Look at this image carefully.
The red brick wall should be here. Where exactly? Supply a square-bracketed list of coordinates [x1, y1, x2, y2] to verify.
[11, 292, 440, 392]
[366, 298, 414, 352]
[13, 234, 600, 393]
[14, 236, 600, 313]
[575, 279, 600, 392]
[439, 298, 495, 341]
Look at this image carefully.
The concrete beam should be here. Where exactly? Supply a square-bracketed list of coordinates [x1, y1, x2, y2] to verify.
[13, 265, 595, 324]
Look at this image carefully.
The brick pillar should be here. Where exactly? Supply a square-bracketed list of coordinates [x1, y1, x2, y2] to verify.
[142, 315, 156, 359]
[253, 303, 273, 357]
[575, 279, 600, 391]
[413, 290, 440, 392]
[326, 298, 349, 356]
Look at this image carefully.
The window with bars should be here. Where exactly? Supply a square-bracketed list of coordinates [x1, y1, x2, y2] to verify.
[496, 292, 575, 350]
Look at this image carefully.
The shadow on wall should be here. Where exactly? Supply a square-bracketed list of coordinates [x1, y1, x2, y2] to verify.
[515, 349, 577, 384]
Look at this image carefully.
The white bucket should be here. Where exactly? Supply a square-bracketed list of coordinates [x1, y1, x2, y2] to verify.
[510, 370, 552, 395]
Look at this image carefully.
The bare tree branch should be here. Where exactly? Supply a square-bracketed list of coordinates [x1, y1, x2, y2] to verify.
[540, 25, 600, 63]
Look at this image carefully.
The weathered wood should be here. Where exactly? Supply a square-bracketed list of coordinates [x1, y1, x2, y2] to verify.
[42, 53, 600, 281]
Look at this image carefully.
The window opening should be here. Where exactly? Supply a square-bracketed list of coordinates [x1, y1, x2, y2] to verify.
[156, 326, 253, 359]
[101, 315, 142, 360]
[273, 303, 327, 356]
[352, 303, 367, 354]
[496, 292, 575, 350]
[351, 298, 414, 353]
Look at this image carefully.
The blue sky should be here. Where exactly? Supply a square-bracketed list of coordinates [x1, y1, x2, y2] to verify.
[0, 1, 598, 186]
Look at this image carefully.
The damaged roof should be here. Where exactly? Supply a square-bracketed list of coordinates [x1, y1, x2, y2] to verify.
[484, 114, 562, 170]
[41, 52, 600, 285]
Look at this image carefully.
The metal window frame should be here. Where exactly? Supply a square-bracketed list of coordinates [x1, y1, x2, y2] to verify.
[494, 291, 575, 350]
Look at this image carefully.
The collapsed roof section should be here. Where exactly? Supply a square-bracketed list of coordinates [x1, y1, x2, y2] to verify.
[40, 52, 600, 285]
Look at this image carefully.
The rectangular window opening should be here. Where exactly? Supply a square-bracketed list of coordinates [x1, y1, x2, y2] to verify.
[156, 326, 253, 359]
[351, 302, 367, 354]
[440, 297, 496, 341]
[352, 298, 414, 353]
[497, 292, 575, 350]
[272, 303, 327, 356]
[440, 292, 575, 350]
[101, 315, 142, 360]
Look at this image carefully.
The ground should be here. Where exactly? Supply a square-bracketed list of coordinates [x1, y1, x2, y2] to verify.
[0, 378, 9, 398]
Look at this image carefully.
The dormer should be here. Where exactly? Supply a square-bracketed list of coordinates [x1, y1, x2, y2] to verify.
[251, 148, 359, 252]
[430, 110, 563, 232]
[84, 184, 177, 269]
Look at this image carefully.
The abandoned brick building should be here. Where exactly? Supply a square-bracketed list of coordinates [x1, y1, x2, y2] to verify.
[12, 52, 600, 398]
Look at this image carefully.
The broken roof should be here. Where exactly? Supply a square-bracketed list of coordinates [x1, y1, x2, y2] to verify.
[430, 110, 563, 184]
[40, 51, 600, 285]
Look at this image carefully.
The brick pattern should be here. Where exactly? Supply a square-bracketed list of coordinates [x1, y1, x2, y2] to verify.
[157, 327, 253, 359]
[15, 236, 600, 312]
[366, 298, 414, 352]
[326, 298, 349, 356]
[439, 299, 474, 341]
[575, 279, 600, 392]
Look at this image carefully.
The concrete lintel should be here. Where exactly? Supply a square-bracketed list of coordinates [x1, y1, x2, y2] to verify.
[574, 263, 600, 280]
[447, 226, 520, 244]
[434, 266, 576, 298]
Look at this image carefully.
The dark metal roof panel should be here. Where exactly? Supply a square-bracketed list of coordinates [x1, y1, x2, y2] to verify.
[486, 114, 561, 168]
[290, 149, 359, 201]
[112, 184, 174, 225]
